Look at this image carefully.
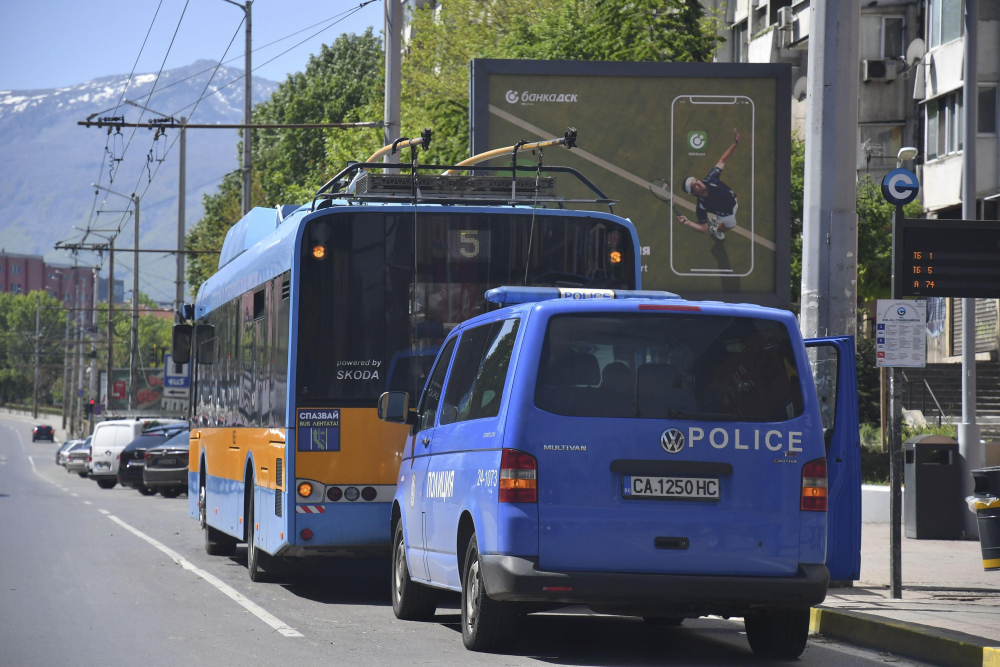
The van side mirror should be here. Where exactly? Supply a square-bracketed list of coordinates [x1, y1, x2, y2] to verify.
[171, 324, 192, 365]
[377, 392, 411, 424]
[196, 324, 216, 365]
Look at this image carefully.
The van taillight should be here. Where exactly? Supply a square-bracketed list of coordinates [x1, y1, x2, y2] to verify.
[499, 449, 537, 503]
[801, 458, 828, 511]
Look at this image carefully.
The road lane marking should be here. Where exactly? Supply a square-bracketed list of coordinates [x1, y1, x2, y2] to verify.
[71, 493, 78, 497]
[83, 501, 92, 505]
[103, 514, 303, 638]
[98, 509, 110, 515]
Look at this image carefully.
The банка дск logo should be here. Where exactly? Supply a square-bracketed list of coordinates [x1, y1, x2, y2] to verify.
[505, 89, 578, 105]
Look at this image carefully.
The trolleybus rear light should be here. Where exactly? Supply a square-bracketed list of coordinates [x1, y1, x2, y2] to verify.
[326, 486, 342, 501]
[297, 482, 313, 498]
[300, 529, 313, 540]
[361, 486, 377, 501]
[499, 449, 537, 503]
[344, 487, 360, 502]
[801, 458, 828, 511]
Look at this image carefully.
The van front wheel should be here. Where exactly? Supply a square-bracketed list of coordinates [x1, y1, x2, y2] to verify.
[391, 522, 437, 620]
[744, 608, 810, 659]
[461, 533, 517, 652]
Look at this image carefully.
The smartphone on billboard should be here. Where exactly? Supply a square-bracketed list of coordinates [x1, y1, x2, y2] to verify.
[669, 95, 755, 277]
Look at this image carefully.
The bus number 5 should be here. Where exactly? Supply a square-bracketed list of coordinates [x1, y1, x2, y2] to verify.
[459, 230, 480, 258]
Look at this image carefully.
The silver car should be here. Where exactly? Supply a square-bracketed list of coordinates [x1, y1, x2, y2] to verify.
[65, 438, 91, 477]
[56, 440, 80, 466]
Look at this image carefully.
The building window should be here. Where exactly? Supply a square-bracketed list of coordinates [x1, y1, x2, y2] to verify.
[861, 15, 904, 60]
[859, 124, 904, 171]
[11, 283, 22, 294]
[979, 85, 998, 135]
[11, 264, 21, 275]
[732, 21, 748, 63]
[925, 92, 963, 160]
[929, 0, 962, 48]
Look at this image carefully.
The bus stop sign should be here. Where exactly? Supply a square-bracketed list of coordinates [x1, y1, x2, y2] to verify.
[881, 168, 920, 206]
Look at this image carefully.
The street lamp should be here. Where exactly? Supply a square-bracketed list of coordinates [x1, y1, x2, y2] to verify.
[896, 147, 918, 168]
[92, 183, 139, 412]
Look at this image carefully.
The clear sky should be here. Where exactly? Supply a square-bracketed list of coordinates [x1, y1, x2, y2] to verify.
[0, 0, 381, 90]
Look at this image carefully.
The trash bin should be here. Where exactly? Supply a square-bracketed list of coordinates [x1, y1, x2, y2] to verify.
[969, 467, 1000, 571]
[904, 435, 962, 540]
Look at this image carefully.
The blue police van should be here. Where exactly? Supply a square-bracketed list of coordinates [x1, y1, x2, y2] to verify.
[378, 286, 858, 659]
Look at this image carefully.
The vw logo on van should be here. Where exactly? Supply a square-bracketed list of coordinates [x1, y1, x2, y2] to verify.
[660, 429, 685, 454]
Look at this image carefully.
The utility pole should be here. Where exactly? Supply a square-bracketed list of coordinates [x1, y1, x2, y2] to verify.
[75, 278, 85, 435]
[130, 195, 140, 412]
[32, 294, 40, 419]
[69, 276, 80, 436]
[176, 117, 187, 322]
[383, 0, 402, 172]
[107, 239, 115, 414]
[959, 0, 981, 539]
[90, 266, 98, 434]
[800, 0, 861, 339]
[62, 283, 71, 429]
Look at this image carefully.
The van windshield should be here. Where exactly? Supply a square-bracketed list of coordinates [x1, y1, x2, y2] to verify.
[535, 313, 804, 422]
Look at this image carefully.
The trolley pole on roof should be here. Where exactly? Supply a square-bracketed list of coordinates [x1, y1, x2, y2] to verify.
[959, 0, 981, 539]
[383, 0, 402, 174]
[800, 0, 861, 338]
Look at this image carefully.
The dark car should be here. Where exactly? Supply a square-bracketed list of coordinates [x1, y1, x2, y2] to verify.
[33, 425, 54, 442]
[143, 430, 190, 498]
[116, 424, 188, 494]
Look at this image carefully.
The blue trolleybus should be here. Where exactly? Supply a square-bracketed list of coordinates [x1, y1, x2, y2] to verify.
[172, 130, 644, 581]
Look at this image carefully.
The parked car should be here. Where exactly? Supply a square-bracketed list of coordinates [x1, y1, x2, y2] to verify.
[89, 418, 186, 489]
[32, 425, 55, 442]
[143, 430, 190, 498]
[56, 439, 80, 466]
[66, 438, 92, 477]
[118, 425, 187, 495]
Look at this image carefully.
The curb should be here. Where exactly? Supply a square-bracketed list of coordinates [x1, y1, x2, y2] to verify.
[810, 607, 1000, 667]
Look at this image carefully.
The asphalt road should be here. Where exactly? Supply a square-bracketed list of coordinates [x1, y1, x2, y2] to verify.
[0, 414, 932, 667]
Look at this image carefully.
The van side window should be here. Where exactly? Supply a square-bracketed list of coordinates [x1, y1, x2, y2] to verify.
[417, 337, 457, 432]
[440, 318, 519, 425]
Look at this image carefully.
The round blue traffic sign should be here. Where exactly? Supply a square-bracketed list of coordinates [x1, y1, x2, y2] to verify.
[881, 168, 920, 206]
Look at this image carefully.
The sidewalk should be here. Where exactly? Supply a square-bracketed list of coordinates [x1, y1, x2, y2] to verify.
[812, 523, 1000, 667]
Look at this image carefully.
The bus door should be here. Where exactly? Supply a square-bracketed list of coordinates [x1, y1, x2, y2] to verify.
[805, 336, 861, 583]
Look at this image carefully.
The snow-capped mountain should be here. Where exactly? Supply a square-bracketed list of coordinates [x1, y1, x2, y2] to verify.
[0, 61, 278, 301]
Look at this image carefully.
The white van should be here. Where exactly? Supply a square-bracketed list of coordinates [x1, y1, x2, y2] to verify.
[89, 419, 185, 489]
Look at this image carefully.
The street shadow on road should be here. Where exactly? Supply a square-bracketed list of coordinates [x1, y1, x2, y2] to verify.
[275, 557, 394, 606]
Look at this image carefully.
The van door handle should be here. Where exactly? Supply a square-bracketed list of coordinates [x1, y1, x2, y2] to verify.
[422, 437, 430, 447]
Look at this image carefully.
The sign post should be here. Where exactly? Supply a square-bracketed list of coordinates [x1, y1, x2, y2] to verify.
[883, 169, 920, 600]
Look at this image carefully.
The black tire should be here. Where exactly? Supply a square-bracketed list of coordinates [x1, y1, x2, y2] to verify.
[461, 533, 517, 652]
[643, 616, 684, 627]
[391, 521, 438, 620]
[137, 486, 157, 496]
[744, 608, 810, 659]
[160, 487, 181, 498]
[246, 483, 266, 582]
[205, 525, 237, 556]
[96, 479, 117, 490]
[77, 472, 88, 478]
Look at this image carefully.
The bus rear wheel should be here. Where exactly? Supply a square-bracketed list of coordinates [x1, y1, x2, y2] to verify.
[205, 525, 236, 557]
[391, 521, 437, 621]
[246, 486, 266, 582]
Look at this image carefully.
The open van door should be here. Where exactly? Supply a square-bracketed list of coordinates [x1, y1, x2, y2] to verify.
[805, 336, 861, 584]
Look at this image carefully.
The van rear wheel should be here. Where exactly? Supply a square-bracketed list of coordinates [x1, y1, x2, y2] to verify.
[744, 608, 810, 659]
[391, 521, 438, 620]
[461, 533, 517, 652]
[96, 479, 117, 489]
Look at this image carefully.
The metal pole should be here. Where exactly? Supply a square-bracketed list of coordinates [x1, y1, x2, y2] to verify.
[33, 294, 40, 419]
[107, 239, 114, 412]
[176, 117, 186, 322]
[90, 268, 98, 434]
[130, 196, 140, 412]
[383, 0, 402, 173]
[75, 278, 84, 435]
[959, 0, 981, 540]
[889, 204, 904, 599]
[242, 1, 253, 215]
[62, 288, 71, 429]
[800, 0, 861, 339]
[70, 279, 80, 436]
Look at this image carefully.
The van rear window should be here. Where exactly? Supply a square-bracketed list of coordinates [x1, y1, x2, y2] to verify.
[535, 314, 804, 422]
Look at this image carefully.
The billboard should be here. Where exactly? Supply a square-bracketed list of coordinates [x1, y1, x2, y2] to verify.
[471, 60, 791, 307]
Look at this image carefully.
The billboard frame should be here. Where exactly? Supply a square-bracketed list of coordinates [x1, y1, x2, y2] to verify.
[470, 59, 792, 309]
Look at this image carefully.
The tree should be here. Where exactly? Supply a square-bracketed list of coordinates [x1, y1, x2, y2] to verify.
[0, 291, 67, 405]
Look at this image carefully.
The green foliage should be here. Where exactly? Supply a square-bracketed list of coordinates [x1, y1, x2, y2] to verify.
[860, 423, 958, 485]
[855, 336, 881, 426]
[0, 291, 66, 405]
[789, 134, 804, 310]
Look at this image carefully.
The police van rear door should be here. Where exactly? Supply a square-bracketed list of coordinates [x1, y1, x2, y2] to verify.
[805, 336, 861, 583]
[529, 305, 825, 577]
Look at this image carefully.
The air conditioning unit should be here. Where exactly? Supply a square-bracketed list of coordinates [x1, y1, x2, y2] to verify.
[863, 59, 900, 83]
[777, 6, 795, 31]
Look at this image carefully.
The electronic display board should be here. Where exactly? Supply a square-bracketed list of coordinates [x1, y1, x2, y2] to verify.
[895, 218, 1000, 299]
[470, 60, 792, 308]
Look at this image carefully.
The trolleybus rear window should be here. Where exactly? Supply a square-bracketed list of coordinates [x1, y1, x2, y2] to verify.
[535, 314, 804, 422]
[296, 212, 634, 405]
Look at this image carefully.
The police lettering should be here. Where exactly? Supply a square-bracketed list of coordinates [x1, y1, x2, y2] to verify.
[681, 428, 805, 453]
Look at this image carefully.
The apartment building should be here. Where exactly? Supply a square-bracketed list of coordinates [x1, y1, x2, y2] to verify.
[0, 251, 96, 307]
